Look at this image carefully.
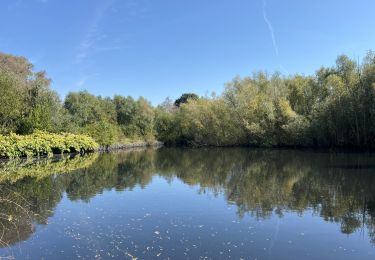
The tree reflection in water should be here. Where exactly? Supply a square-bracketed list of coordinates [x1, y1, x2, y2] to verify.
[1, 148, 375, 248]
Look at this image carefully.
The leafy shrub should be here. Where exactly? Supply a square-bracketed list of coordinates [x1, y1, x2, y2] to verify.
[0, 131, 99, 158]
[83, 121, 119, 146]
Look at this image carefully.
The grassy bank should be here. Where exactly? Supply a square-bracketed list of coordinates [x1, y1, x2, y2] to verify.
[0, 131, 99, 158]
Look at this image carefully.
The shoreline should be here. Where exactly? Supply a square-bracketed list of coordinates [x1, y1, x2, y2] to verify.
[98, 141, 164, 152]
[3, 142, 375, 161]
[0, 141, 164, 160]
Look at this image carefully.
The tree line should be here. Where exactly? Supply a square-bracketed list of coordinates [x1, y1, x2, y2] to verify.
[0, 52, 155, 145]
[1, 51, 375, 148]
[156, 52, 375, 148]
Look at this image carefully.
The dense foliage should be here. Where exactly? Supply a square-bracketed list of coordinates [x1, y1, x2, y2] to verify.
[2, 51, 375, 148]
[0, 131, 98, 158]
[174, 93, 199, 107]
[156, 52, 375, 148]
[0, 52, 156, 146]
[0, 53, 63, 134]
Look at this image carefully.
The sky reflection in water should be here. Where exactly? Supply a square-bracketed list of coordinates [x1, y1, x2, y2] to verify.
[0, 148, 375, 259]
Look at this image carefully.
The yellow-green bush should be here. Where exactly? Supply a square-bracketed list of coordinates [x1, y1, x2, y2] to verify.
[0, 131, 99, 158]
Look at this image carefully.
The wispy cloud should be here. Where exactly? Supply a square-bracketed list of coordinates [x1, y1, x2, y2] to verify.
[76, 76, 88, 88]
[262, 0, 278, 56]
[75, 0, 116, 64]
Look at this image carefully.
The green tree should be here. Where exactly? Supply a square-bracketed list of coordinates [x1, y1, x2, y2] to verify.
[0, 52, 63, 134]
[174, 93, 199, 107]
[0, 71, 23, 134]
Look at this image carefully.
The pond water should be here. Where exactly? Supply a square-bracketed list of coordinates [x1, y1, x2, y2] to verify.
[0, 148, 375, 259]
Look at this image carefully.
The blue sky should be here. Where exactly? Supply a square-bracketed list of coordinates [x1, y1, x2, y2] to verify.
[1, 0, 375, 104]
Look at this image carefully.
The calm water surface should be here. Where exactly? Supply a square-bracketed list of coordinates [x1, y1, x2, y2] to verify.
[0, 148, 375, 259]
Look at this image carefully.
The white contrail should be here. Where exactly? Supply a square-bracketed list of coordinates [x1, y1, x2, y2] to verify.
[262, 0, 279, 57]
[262, 0, 290, 75]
